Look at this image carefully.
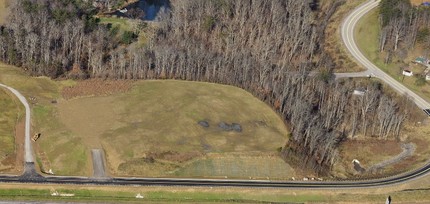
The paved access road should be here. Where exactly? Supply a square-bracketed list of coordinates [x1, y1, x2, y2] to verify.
[0, 83, 33, 163]
[339, 0, 430, 110]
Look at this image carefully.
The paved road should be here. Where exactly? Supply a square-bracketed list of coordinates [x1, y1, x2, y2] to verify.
[91, 149, 107, 178]
[1, 0, 430, 189]
[339, 0, 430, 110]
[0, 83, 33, 163]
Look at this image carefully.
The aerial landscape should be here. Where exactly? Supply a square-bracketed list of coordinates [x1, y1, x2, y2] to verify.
[2, 0, 430, 203]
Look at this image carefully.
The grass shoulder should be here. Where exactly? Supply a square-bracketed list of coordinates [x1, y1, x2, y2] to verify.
[325, 0, 367, 72]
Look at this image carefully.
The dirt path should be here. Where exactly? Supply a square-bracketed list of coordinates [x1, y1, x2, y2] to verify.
[13, 120, 24, 174]
[366, 143, 416, 173]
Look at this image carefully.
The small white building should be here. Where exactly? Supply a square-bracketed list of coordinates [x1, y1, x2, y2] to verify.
[426, 75, 430, 81]
[353, 89, 366, 96]
[402, 70, 413, 77]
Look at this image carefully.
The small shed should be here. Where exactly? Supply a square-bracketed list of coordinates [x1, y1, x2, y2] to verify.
[353, 89, 366, 96]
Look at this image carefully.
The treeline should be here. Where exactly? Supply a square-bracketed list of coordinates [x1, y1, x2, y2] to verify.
[0, 0, 412, 175]
[379, 0, 430, 62]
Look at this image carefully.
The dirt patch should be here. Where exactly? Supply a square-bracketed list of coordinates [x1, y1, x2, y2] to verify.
[411, 0, 425, 6]
[117, 158, 180, 177]
[0, 119, 24, 174]
[344, 139, 403, 156]
[324, 0, 367, 73]
[147, 151, 203, 163]
[366, 143, 416, 174]
[336, 139, 404, 177]
[13, 119, 24, 174]
[57, 96, 122, 148]
[62, 79, 133, 99]
[410, 137, 429, 154]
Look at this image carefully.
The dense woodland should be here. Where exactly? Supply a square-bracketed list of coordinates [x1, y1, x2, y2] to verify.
[379, 0, 430, 63]
[0, 0, 415, 175]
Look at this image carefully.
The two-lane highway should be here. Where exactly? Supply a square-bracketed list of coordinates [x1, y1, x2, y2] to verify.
[1, 0, 430, 189]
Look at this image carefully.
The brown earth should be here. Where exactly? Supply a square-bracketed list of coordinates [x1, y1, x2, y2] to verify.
[62, 79, 133, 99]
[147, 151, 204, 163]
[336, 138, 405, 177]
[324, 0, 367, 72]
[411, 0, 426, 6]
[0, 120, 24, 174]
[14, 120, 24, 174]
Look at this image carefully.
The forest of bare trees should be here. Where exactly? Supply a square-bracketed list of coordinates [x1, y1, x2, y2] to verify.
[0, 0, 414, 175]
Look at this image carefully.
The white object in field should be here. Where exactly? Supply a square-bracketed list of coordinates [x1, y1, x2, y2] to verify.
[402, 70, 413, 76]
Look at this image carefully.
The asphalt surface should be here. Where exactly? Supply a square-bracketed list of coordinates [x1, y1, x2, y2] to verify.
[339, 0, 430, 109]
[91, 149, 107, 178]
[0, 0, 429, 189]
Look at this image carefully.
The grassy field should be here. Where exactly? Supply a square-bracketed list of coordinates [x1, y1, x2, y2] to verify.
[0, 63, 88, 176]
[0, 63, 292, 178]
[0, 88, 23, 173]
[57, 80, 292, 178]
[99, 17, 133, 32]
[98, 16, 148, 45]
[0, 0, 9, 25]
[0, 180, 430, 203]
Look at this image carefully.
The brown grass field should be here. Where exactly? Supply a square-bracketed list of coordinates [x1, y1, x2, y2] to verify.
[56, 80, 293, 178]
[0, 0, 9, 25]
[0, 88, 24, 174]
[323, 0, 367, 73]
[411, 0, 426, 6]
[1, 59, 430, 180]
[1, 62, 294, 178]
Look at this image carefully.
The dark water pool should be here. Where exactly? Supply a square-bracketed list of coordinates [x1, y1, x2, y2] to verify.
[139, 0, 170, 20]
[113, 0, 169, 21]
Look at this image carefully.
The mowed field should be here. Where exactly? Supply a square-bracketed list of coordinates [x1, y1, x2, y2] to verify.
[57, 80, 293, 178]
[0, 63, 293, 178]
[0, 88, 23, 173]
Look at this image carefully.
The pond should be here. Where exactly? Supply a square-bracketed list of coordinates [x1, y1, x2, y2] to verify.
[111, 0, 170, 21]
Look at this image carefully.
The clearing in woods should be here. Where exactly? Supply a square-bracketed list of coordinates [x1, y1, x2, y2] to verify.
[2, 61, 425, 179]
[57, 80, 293, 178]
[0, 62, 294, 178]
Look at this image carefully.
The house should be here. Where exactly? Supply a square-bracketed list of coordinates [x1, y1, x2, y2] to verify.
[402, 70, 413, 76]
[426, 75, 430, 81]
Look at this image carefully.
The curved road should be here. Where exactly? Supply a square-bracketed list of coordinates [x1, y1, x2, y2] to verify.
[0, 83, 33, 163]
[339, 0, 430, 109]
[0, 0, 430, 189]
